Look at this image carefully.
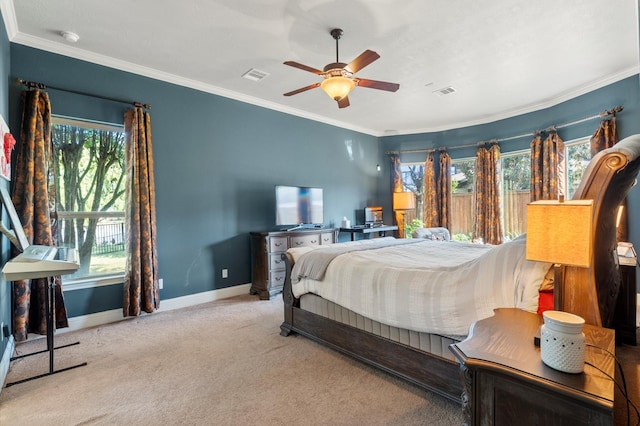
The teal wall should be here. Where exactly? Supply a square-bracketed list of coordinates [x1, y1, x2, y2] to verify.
[7, 44, 383, 317]
[0, 10, 12, 369]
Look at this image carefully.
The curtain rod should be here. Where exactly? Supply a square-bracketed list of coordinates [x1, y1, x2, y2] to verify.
[17, 78, 151, 109]
[386, 105, 623, 155]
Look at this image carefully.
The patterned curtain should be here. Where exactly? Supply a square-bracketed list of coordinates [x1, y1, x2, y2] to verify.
[590, 118, 626, 241]
[12, 89, 68, 341]
[123, 107, 160, 316]
[530, 132, 565, 201]
[390, 153, 405, 238]
[473, 144, 503, 245]
[422, 152, 438, 227]
[590, 117, 617, 157]
[438, 151, 452, 230]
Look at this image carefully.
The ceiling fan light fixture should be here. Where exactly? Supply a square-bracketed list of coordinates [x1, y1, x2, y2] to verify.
[320, 76, 355, 101]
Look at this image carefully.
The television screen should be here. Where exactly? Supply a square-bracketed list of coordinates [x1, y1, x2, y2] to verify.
[275, 185, 323, 226]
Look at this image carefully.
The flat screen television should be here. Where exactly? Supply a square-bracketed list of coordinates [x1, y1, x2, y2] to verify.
[275, 185, 324, 228]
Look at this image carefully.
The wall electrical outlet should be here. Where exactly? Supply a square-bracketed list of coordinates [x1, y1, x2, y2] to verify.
[158, 278, 164, 289]
[222, 269, 228, 279]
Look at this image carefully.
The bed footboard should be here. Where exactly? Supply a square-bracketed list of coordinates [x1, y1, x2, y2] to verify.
[279, 252, 463, 403]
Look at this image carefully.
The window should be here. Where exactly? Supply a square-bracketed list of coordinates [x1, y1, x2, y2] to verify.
[399, 162, 424, 227]
[565, 138, 591, 200]
[51, 117, 126, 282]
[450, 158, 475, 241]
[450, 152, 531, 242]
[501, 150, 530, 240]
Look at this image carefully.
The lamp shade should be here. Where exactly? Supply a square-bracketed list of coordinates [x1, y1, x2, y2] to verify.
[393, 191, 415, 211]
[526, 200, 594, 268]
[321, 76, 355, 101]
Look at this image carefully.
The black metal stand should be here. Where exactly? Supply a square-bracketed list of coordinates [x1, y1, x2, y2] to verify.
[6, 276, 87, 387]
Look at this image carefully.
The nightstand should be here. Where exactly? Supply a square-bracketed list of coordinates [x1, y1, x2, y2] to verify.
[450, 308, 615, 426]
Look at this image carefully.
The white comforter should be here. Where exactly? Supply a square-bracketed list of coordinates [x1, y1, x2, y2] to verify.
[290, 237, 550, 336]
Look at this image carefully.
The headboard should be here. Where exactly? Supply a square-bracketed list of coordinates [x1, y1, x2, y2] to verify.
[560, 134, 640, 327]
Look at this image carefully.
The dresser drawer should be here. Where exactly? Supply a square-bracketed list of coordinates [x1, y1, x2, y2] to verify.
[269, 253, 286, 271]
[290, 234, 320, 248]
[320, 232, 335, 245]
[269, 236, 289, 253]
[269, 270, 287, 289]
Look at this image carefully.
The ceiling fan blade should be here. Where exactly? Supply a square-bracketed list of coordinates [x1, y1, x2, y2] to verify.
[283, 82, 321, 97]
[283, 61, 324, 75]
[355, 78, 400, 92]
[337, 96, 350, 109]
[344, 50, 380, 74]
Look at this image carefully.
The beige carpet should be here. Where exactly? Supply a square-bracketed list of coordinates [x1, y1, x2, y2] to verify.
[0, 295, 463, 426]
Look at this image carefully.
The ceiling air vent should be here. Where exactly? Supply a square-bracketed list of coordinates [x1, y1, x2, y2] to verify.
[242, 68, 269, 82]
[433, 86, 456, 96]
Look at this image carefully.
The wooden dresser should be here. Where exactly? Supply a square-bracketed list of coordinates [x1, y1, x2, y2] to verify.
[450, 308, 615, 426]
[250, 228, 338, 300]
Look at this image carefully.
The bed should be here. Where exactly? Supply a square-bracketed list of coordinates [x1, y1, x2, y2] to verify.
[279, 134, 640, 403]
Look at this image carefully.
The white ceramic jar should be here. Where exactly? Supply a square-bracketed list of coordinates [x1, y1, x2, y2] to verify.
[540, 310, 586, 374]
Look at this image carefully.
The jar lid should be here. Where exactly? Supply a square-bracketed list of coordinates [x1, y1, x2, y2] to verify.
[543, 310, 585, 333]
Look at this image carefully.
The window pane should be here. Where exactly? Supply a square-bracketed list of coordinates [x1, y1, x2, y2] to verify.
[502, 152, 530, 240]
[566, 141, 591, 200]
[399, 164, 424, 225]
[51, 118, 126, 279]
[451, 159, 475, 241]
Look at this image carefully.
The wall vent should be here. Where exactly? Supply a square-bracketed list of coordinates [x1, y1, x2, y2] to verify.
[433, 86, 456, 96]
[242, 68, 269, 81]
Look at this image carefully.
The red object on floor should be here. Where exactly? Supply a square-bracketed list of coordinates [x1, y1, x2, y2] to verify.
[537, 291, 554, 314]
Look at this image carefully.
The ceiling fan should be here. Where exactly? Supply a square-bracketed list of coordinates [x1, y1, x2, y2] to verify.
[283, 28, 400, 108]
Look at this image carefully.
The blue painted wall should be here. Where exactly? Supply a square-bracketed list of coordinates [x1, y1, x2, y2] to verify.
[0, 10, 12, 368]
[7, 44, 383, 317]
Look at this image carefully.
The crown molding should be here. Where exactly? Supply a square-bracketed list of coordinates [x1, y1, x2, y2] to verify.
[0, 0, 18, 38]
[9, 31, 380, 136]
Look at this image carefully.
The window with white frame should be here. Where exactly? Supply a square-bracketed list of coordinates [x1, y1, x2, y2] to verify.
[450, 158, 475, 241]
[564, 137, 591, 200]
[51, 117, 126, 283]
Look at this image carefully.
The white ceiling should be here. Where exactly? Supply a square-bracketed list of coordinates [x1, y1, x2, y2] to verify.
[2, 0, 639, 136]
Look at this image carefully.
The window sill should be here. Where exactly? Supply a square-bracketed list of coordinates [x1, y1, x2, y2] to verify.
[62, 274, 124, 291]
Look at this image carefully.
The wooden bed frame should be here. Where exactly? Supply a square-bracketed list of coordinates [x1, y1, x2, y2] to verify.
[280, 134, 640, 403]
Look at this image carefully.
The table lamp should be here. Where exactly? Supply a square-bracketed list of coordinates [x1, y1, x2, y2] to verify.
[526, 199, 594, 311]
[393, 191, 415, 238]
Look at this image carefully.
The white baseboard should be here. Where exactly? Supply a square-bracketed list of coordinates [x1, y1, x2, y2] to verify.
[0, 336, 16, 396]
[63, 283, 253, 333]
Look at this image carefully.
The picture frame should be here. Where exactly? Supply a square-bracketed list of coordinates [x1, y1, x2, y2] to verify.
[0, 114, 14, 181]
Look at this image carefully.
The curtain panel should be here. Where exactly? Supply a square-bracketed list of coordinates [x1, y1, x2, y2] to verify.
[12, 89, 68, 341]
[123, 107, 160, 316]
[423, 152, 438, 227]
[438, 151, 452, 230]
[473, 144, 503, 245]
[590, 117, 617, 157]
[530, 133, 565, 201]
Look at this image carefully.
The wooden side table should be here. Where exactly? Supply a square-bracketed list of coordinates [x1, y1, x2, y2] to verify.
[450, 308, 615, 426]
[339, 225, 398, 241]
